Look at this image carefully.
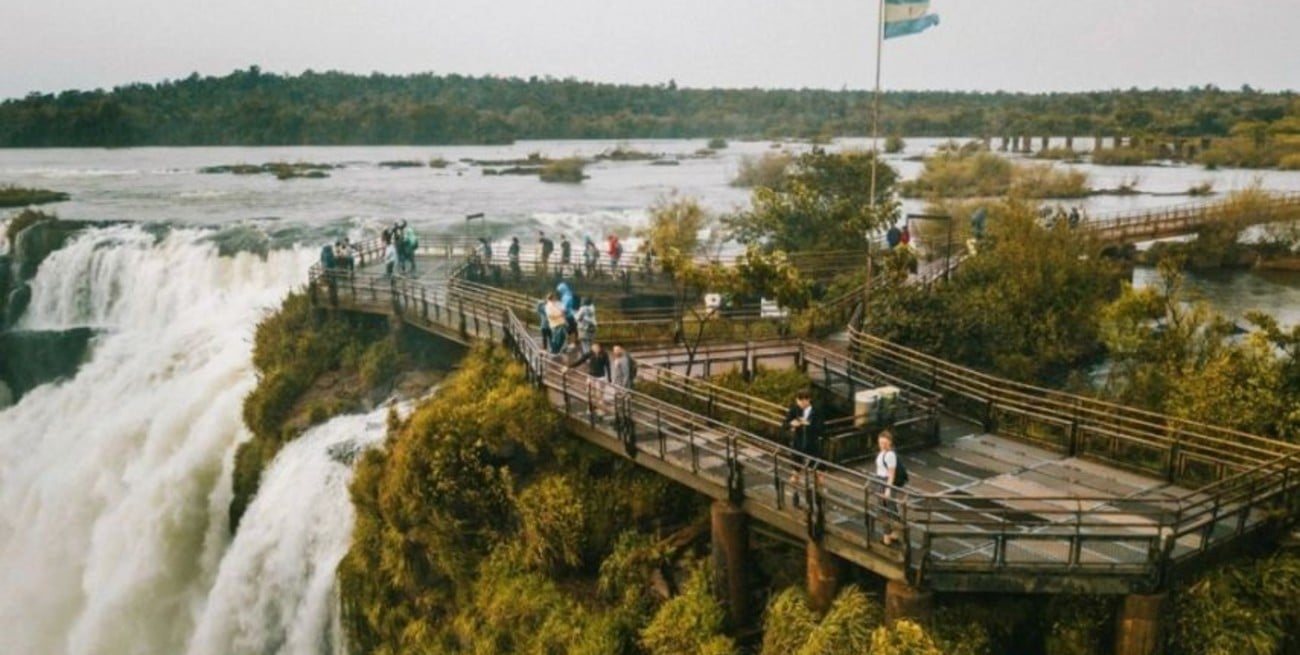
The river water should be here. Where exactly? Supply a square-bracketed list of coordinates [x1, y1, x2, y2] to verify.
[1, 139, 1298, 654]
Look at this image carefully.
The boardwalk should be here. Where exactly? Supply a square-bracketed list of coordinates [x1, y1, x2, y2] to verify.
[310, 232, 1300, 605]
[1082, 190, 1300, 245]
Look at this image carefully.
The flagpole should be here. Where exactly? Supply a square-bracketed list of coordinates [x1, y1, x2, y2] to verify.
[869, 0, 886, 209]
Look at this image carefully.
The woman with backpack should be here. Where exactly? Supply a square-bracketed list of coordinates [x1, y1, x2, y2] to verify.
[876, 430, 907, 546]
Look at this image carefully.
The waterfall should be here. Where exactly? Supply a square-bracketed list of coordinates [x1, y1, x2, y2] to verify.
[186, 407, 396, 655]
[0, 225, 359, 654]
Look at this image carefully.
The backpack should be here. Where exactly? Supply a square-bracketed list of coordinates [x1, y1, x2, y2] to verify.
[893, 459, 909, 488]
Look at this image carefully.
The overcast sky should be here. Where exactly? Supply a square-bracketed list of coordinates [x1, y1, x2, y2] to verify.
[3, 0, 1297, 100]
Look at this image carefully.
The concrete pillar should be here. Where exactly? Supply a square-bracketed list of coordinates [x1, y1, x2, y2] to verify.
[884, 579, 934, 626]
[1114, 594, 1166, 655]
[1113, 135, 1124, 149]
[1040, 135, 1050, 151]
[1065, 135, 1074, 150]
[1093, 135, 1104, 152]
[999, 136, 1010, 152]
[1020, 135, 1032, 153]
[710, 500, 751, 629]
[1200, 136, 1213, 151]
[981, 135, 992, 150]
[806, 541, 845, 614]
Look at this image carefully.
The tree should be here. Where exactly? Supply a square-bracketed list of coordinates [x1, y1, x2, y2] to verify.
[726, 148, 900, 253]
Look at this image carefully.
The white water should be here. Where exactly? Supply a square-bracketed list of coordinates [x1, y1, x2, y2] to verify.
[0, 226, 336, 654]
[187, 407, 395, 655]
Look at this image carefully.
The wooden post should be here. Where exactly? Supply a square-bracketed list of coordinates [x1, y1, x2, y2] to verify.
[884, 579, 934, 626]
[1114, 594, 1166, 655]
[711, 500, 751, 630]
[806, 541, 844, 614]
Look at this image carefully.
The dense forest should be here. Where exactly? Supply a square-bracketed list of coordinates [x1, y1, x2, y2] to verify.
[0, 67, 1296, 147]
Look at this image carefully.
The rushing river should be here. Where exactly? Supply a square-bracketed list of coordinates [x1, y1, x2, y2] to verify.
[1, 139, 1298, 654]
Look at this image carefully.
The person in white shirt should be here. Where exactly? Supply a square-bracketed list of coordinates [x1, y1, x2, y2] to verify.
[384, 238, 398, 278]
[876, 430, 901, 546]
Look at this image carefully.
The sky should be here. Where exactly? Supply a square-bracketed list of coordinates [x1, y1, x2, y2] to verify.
[2, 0, 1297, 100]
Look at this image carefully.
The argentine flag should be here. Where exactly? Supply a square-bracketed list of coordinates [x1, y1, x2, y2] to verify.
[884, 0, 940, 39]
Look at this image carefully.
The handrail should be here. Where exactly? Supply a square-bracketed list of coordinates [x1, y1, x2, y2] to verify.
[306, 220, 1300, 587]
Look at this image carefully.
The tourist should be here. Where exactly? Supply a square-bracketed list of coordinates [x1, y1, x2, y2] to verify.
[1068, 206, 1082, 229]
[335, 239, 355, 273]
[544, 293, 568, 355]
[478, 237, 493, 264]
[555, 281, 578, 348]
[610, 345, 637, 391]
[508, 237, 521, 281]
[539, 231, 554, 276]
[559, 234, 572, 273]
[640, 242, 656, 279]
[900, 225, 911, 248]
[876, 430, 903, 546]
[319, 242, 336, 271]
[536, 299, 551, 349]
[383, 237, 397, 278]
[569, 341, 612, 419]
[886, 224, 902, 249]
[574, 297, 597, 354]
[583, 237, 599, 278]
[783, 390, 824, 508]
[402, 223, 418, 273]
[607, 235, 623, 274]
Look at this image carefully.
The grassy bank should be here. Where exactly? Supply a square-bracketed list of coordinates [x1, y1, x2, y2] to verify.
[0, 186, 70, 208]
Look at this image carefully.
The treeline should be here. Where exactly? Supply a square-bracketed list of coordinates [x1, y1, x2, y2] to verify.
[0, 66, 1296, 147]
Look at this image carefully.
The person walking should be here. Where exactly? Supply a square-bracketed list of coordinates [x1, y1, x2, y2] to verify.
[508, 237, 521, 282]
[607, 235, 623, 275]
[783, 390, 824, 508]
[583, 237, 599, 278]
[610, 345, 637, 391]
[544, 293, 569, 355]
[570, 342, 612, 419]
[539, 231, 554, 276]
[402, 224, 419, 273]
[383, 236, 397, 278]
[559, 235, 572, 274]
[876, 430, 904, 546]
[574, 297, 597, 355]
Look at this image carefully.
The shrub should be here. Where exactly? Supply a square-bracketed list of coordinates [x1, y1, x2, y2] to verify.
[1279, 153, 1300, 170]
[1187, 180, 1215, 196]
[707, 137, 728, 150]
[540, 157, 587, 183]
[1033, 147, 1081, 162]
[639, 561, 736, 655]
[732, 151, 794, 189]
[0, 186, 70, 208]
[1091, 147, 1152, 166]
[4, 208, 57, 243]
[884, 135, 906, 154]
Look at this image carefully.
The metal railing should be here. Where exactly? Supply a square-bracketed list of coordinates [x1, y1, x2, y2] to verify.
[305, 228, 1300, 591]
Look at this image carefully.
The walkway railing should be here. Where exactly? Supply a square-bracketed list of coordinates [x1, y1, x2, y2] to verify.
[306, 223, 1300, 591]
[1083, 191, 1300, 245]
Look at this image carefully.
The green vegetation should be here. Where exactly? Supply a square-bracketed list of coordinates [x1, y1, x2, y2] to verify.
[597, 144, 660, 161]
[4, 208, 57, 244]
[539, 157, 588, 183]
[4, 68, 1298, 147]
[1169, 552, 1300, 655]
[884, 135, 905, 154]
[200, 161, 333, 180]
[729, 148, 899, 252]
[338, 344, 710, 653]
[231, 292, 406, 530]
[0, 186, 69, 208]
[707, 137, 728, 150]
[1187, 180, 1215, 196]
[1098, 261, 1300, 440]
[731, 151, 794, 189]
[900, 150, 1090, 199]
[1090, 147, 1154, 166]
[1033, 146, 1082, 162]
[868, 199, 1124, 384]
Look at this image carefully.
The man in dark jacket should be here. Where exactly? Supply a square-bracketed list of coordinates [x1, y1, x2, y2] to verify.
[570, 342, 612, 420]
[783, 390, 824, 508]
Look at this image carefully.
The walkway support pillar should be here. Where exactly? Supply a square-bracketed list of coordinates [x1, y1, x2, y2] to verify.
[710, 500, 751, 629]
[806, 540, 844, 614]
[884, 579, 934, 626]
[1114, 593, 1165, 655]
